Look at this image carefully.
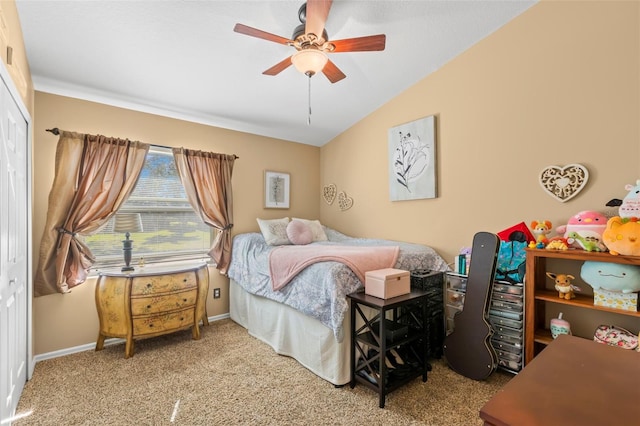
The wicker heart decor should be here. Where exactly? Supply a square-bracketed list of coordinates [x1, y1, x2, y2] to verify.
[337, 191, 353, 211]
[539, 164, 589, 203]
[323, 184, 337, 205]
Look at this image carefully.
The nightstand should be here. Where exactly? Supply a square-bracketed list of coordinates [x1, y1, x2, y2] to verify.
[348, 289, 430, 408]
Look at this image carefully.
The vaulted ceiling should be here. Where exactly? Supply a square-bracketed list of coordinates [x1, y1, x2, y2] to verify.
[16, 0, 536, 146]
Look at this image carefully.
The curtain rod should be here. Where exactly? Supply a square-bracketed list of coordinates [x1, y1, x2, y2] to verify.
[46, 128, 239, 159]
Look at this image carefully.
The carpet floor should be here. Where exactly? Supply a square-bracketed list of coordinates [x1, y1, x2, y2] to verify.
[14, 319, 511, 425]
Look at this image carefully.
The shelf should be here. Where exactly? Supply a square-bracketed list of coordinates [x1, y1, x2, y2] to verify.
[534, 330, 595, 348]
[525, 248, 640, 365]
[355, 329, 422, 350]
[534, 290, 640, 318]
[533, 330, 553, 345]
[526, 248, 640, 264]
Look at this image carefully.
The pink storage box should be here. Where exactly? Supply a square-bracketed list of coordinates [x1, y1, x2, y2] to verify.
[365, 268, 410, 299]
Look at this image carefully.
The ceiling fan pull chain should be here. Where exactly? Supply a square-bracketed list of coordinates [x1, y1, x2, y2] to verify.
[307, 74, 312, 125]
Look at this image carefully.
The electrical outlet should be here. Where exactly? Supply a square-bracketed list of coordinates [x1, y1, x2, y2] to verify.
[213, 288, 221, 299]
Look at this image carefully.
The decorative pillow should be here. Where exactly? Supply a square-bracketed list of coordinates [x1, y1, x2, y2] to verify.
[293, 218, 328, 242]
[286, 220, 314, 245]
[256, 217, 291, 246]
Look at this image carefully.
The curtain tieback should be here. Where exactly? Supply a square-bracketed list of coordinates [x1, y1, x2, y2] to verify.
[57, 227, 77, 237]
[222, 224, 234, 231]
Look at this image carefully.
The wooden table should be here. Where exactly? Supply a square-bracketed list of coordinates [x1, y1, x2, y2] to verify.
[480, 334, 640, 426]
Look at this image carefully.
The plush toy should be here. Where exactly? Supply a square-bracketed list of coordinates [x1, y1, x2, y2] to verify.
[610, 180, 640, 218]
[566, 231, 603, 252]
[545, 238, 569, 250]
[602, 216, 640, 256]
[546, 272, 579, 300]
[555, 210, 608, 251]
[530, 220, 552, 245]
[580, 261, 640, 293]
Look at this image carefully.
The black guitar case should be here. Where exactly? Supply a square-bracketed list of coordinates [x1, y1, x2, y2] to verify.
[443, 231, 499, 380]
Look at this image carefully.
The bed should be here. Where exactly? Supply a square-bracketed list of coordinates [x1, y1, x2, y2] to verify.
[227, 224, 449, 386]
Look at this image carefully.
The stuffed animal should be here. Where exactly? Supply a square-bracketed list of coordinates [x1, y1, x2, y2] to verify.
[545, 238, 569, 250]
[580, 261, 640, 293]
[555, 210, 608, 251]
[546, 272, 577, 300]
[566, 231, 603, 252]
[530, 220, 552, 245]
[617, 180, 640, 218]
[602, 216, 640, 256]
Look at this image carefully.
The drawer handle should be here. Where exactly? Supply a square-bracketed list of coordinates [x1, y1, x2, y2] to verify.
[183, 279, 187, 282]
[180, 317, 184, 321]
[146, 283, 152, 288]
[183, 298, 187, 302]
[147, 305, 151, 309]
[149, 324, 154, 328]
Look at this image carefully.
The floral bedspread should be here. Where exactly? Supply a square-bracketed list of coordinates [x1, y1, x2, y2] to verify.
[227, 228, 449, 341]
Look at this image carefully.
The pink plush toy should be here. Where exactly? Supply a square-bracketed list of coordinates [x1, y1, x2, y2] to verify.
[555, 211, 608, 251]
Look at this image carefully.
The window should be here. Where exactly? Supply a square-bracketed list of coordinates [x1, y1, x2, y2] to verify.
[85, 147, 212, 267]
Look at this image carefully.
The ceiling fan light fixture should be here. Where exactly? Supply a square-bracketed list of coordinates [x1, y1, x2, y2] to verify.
[291, 49, 328, 76]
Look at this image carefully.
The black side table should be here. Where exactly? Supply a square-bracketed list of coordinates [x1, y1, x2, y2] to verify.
[348, 289, 430, 408]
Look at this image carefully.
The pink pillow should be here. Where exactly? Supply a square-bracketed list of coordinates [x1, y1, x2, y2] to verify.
[286, 220, 313, 245]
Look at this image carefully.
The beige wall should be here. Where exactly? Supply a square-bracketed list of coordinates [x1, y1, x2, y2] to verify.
[31, 92, 320, 354]
[320, 0, 640, 264]
[0, 0, 33, 113]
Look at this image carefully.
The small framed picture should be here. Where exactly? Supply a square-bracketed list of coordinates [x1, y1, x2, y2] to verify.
[264, 170, 290, 209]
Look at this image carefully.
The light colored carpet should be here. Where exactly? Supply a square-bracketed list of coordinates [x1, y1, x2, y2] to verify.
[14, 319, 511, 425]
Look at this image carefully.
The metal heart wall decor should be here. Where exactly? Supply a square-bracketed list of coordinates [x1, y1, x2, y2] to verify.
[337, 191, 354, 211]
[539, 164, 589, 203]
[323, 184, 337, 205]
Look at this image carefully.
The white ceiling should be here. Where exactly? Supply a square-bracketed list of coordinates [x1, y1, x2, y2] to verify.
[16, 0, 535, 147]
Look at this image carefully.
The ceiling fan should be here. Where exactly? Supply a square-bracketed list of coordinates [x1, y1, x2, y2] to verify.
[233, 0, 386, 84]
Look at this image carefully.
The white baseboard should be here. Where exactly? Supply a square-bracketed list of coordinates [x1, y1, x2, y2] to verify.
[33, 313, 230, 363]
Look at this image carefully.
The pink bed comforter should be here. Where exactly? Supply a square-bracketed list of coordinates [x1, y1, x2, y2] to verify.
[269, 244, 400, 291]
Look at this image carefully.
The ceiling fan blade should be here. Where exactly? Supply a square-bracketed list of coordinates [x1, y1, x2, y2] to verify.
[233, 23, 291, 45]
[306, 0, 332, 43]
[263, 56, 293, 76]
[322, 59, 346, 84]
[329, 34, 386, 52]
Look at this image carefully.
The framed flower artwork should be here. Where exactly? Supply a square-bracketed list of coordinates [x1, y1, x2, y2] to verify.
[388, 115, 437, 201]
[264, 170, 290, 209]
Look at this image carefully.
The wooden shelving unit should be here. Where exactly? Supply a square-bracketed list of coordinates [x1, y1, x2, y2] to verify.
[524, 248, 640, 364]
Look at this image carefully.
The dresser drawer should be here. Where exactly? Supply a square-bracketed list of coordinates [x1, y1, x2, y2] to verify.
[130, 289, 198, 316]
[131, 271, 197, 295]
[446, 289, 465, 309]
[132, 308, 196, 336]
[491, 291, 523, 305]
[493, 282, 523, 295]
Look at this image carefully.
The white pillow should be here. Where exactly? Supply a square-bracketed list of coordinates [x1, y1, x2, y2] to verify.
[293, 218, 328, 242]
[257, 217, 291, 246]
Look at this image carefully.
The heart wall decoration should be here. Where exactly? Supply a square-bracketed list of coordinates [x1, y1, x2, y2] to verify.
[323, 184, 337, 205]
[337, 191, 354, 211]
[539, 164, 589, 202]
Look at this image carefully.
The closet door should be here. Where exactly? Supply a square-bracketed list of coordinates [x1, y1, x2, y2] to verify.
[0, 68, 28, 424]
